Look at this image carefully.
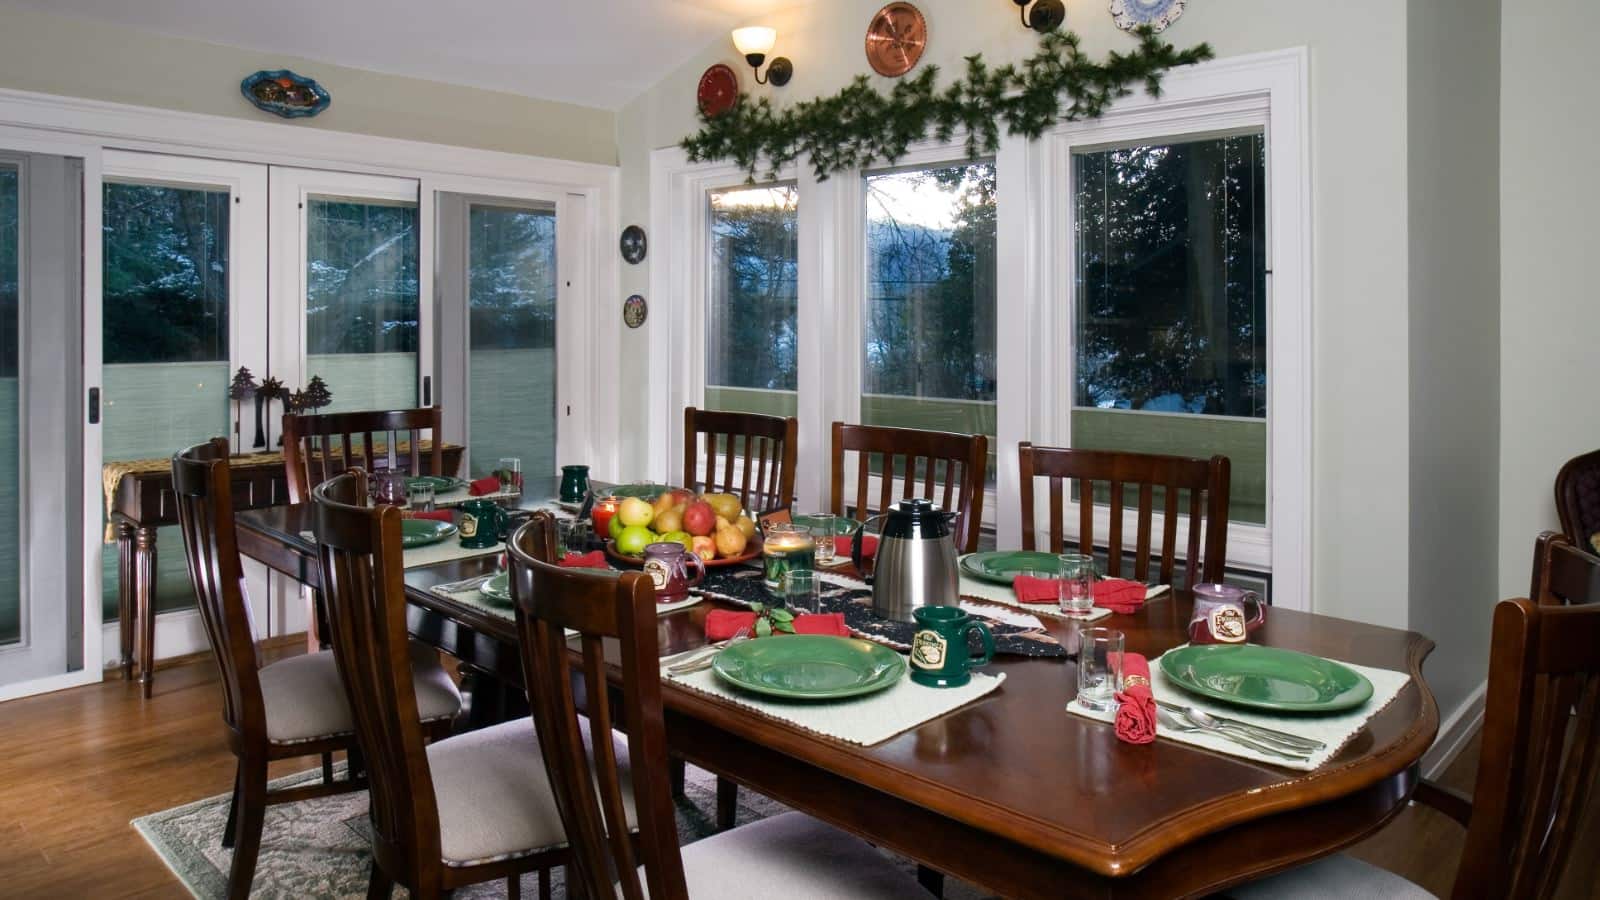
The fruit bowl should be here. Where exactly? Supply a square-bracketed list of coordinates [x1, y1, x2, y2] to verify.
[603, 488, 761, 566]
[604, 538, 763, 570]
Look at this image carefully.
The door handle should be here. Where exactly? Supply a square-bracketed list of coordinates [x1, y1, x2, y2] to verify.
[423, 375, 432, 406]
[87, 387, 100, 424]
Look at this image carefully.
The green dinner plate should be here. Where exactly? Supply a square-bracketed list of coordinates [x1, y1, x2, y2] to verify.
[479, 571, 512, 605]
[407, 475, 469, 493]
[712, 635, 906, 701]
[608, 483, 668, 501]
[401, 518, 458, 549]
[1159, 644, 1375, 713]
[959, 551, 1061, 585]
[792, 515, 861, 539]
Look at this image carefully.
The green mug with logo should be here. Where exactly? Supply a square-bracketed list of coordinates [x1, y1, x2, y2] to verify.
[457, 499, 509, 549]
[909, 605, 995, 688]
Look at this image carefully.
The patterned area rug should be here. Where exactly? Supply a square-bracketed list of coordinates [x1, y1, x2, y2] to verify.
[134, 761, 991, 898]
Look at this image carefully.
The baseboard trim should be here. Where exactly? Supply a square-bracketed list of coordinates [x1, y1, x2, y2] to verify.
[100, 631, 308, 676]
[1422, 681, 1487, 779]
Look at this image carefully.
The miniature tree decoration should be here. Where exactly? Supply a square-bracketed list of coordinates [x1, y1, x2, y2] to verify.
[256, 376, 288, 449]
[228, 367, 258, 454]
[303, 375, 334, 411]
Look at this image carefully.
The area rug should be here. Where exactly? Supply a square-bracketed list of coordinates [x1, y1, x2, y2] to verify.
[134, 762, 990, 898]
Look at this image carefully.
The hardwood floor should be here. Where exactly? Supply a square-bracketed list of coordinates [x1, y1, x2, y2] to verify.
[1, 648, 1594, 898]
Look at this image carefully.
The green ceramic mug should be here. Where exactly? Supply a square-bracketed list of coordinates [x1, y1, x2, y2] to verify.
[457, 499, 508, 549]
[909, 605, 996, 688]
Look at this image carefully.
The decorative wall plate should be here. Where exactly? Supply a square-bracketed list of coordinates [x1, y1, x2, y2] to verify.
[623, 295, 648, 329]
[240, 69, 331, 118]
[865, 3, 928, 78]
[620, 225, 647, 264]
[697, 64, 741, 118]
[1109, 0, 1186, 33]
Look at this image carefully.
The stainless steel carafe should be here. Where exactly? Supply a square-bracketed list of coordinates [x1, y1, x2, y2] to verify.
[851, 498, 960, 623]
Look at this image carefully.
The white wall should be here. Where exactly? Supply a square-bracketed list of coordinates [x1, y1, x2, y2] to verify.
[1498, 2, 1600, 604]
[1406, 0, 1501, 720]
[617, 0, 1415, 631]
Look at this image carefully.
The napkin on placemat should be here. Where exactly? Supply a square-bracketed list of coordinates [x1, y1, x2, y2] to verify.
[836, 534, 879, 559]
[559, 550, 608, 569]
[705, 609, 849, 641]
[1012, 575, 1148, 613]
[404, 510, 454, 523]
[1114, 654, 1156, 745]
[467, 475, 502, 496]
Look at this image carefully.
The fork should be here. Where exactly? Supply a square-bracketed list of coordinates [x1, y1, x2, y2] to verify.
[666, 626, 752, 675]
[1158, 702, 1326, 752]
[1155, 708, 1311, 762]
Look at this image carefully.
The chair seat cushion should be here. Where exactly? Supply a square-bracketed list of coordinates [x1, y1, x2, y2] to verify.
[260, 642, 461, 745]
[428, 719, 638, 867]
[675, 811, 928, 900]
[1225, 853, 1436, 899]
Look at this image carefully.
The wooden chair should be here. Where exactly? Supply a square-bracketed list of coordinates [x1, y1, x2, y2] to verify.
[1531, 530, 1600, 606]
[830, 422, 988, 554]
[283, 407, 445, 504]
[506, 512, 930, 900]
[171, 440, 460, 900]
[311, 470, 564, 900]
[1554, 448, 1600, 550]
[1233, 573, 1600, 898]
[1017, 443, 1230, 587]
[682, 406, 797, 514]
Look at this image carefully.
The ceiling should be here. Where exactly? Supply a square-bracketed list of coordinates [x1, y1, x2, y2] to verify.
[4, 0, 800, 110]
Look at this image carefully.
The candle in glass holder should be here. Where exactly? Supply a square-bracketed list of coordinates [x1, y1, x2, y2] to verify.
[591, 495, 621, 537]
[762, 524, 816, 593]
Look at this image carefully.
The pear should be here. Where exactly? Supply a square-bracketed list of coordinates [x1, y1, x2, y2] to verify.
[651, 492, 677, 518]
[704, 493, 742, 522]
[735, 515, 757, 540]
[654, 506, 684, 535]
[714, 517, 748, 558]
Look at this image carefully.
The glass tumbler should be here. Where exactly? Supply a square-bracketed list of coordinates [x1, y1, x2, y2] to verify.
[810, 514, 838, 565]
[1076, 627, 1125, 712]
[1059, 553, 1097, 615]
[499, 457, 524, 496]
[783, 569, 822, 614]
[407, 481, 436, 512]
[373, 471, 409, 507]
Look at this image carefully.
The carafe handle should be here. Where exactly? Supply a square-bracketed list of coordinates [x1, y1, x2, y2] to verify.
[853, 514, 888, 584]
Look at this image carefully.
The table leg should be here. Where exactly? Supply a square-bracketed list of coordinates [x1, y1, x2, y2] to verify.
[116, 523, 135, 681]
[135, 526, 158, 699]
[304, 588, 322, 654]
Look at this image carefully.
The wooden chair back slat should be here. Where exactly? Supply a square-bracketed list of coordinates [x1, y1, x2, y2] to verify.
[1454, 592, 1600, 899]
[683, 407, 796, 514]
[829, 423, 987, 553]
[1530, 531, 1600, 607]
[508, 515, 688, 900]
[283, 407, 444, 504]
[311, 471, 441, 884]
[171, 439, 265, 737]
[1017, 443, 1230, 587]
[1554, 448, 1600, 547]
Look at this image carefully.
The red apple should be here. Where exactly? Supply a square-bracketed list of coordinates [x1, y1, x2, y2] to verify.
[690, 536, 716, 562]
[683, 500, 716, 537]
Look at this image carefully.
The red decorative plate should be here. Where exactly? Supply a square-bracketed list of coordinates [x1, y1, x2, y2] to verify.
[697, 64, 741, 118]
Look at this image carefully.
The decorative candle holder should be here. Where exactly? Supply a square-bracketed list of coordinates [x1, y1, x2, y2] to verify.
[762, 523, 816, 594]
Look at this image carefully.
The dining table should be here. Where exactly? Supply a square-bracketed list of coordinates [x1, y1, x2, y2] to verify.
[233, 478, 1439, 899]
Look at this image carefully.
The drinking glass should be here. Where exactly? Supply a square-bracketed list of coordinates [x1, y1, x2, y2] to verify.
[1059, 553, 1097, 615]
[498, 457, 524, 496]
[1076, 627, 1125, 712]
[373, 471, 408, 507]
[810, 514, 838, 565]
[407, 481, 436, 512]
[783, 569, 822, 614]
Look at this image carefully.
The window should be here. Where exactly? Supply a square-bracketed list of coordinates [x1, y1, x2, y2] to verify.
[863, 162, 997, 483]
[706, 184, 798, 417]
[1071, 132, 1268, 524]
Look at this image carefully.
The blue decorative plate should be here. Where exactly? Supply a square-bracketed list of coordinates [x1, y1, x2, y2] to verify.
[241, 70, 331, 119]
[1109, 0, 1186, 33]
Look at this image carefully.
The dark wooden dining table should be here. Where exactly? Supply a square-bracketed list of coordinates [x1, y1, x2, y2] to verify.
[234, 485, 1439, 899]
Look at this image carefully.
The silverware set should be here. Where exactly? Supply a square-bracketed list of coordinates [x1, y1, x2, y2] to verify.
[664, 626, 752, 676]
[432, 573, 496, 594]
[1154, 701, 1324, 761]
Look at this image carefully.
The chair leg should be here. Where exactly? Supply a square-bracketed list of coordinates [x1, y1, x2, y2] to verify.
[365, 860, 394, 900]
[716, 776, 738, 831]
[226, 758, 268, 900]
[221, 763, 242, 849]
[538, 868, 552, 900]
[917, 865, 945, 897]
[668, 756, 686, 799]
[322, 752, 335, 785]
[506, 874, 521, 900]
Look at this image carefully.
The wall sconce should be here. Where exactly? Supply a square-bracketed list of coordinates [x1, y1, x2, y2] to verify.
[1012, 0, 1066, 32]
[732, 26, 793, 86]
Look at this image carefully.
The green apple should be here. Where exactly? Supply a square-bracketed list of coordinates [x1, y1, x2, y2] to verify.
[660, 530, 693, 551]
[609, 511, 626, 542]
[616, 525, 655, 557]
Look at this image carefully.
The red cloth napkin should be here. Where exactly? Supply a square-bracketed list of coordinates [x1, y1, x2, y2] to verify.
[837, 534, 879, 559]
[404, 509, 455, 523]
[468, 475, 502, 496]
[704, 609, 850, 641]
[1011, 576, 1147, 613]
[559, 551, 608, 569]
[1114, 654, 1157, 745]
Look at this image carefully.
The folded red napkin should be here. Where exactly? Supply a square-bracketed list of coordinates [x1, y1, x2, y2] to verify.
[559, 550, 608, 569]
[404, 509, 454, 523]
[468, 475, 502, 496]
[1114, 653, 1156, 745]
[1011, 576, 1147, 613]
[837, 534, 879, 559]
[704, 609, 850, 641]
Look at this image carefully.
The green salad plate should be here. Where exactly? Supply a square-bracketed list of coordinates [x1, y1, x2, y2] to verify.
[479, 572, 512, 605]
[400, 518, 457, 549]
[712, 635, 906, 701]
[792, 515, 860, 540]
[959, 551, 1062, 585]
[407, 475, 469, 493]
[1159, 644, 1375, 713]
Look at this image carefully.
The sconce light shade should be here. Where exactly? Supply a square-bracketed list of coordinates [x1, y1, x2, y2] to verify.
[732, 27, 778, 58]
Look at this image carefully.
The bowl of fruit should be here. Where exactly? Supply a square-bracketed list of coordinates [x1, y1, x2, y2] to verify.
[603, 489, 761, 568]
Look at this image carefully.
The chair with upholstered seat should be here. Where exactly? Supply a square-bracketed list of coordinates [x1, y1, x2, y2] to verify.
[507, 511, 931, 900]
[831, 422, 989, 553]
[171, 440, 461, 900]
[1554, 448, 1600, 552]
[312, 470, 570, 900]
[1229, 540, 1600, 899]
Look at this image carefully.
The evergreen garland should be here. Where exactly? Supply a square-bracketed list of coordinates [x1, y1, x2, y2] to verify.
[682, 27, 1213, 181]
